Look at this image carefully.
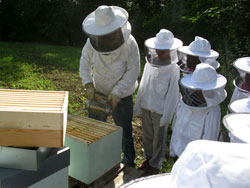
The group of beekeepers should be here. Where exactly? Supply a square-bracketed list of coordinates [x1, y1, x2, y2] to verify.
[79, 5, 250, 178]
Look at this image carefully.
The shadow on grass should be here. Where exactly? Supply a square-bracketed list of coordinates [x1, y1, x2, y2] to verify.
[0, 56, 26, 86]
[0, 41, 82, 73]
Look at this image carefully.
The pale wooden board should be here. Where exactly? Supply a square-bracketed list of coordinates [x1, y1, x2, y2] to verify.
[0, 111, 63, 130]
[0, 89, 68, 112]
[0, 128, 63, 147]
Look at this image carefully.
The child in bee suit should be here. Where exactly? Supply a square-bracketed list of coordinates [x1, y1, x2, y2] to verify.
[178, 36, 220, 75]
[134, 29, 183, 172]
[230, 57, 250, 103]
[170, 63, 227, 157]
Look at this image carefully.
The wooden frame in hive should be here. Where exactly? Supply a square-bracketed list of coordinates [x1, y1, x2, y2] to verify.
[0, 89, 68, 147]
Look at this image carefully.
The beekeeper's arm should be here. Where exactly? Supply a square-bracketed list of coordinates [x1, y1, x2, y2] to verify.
[79, 39, 95, 99]
[202, 105, 221, 140]
[79, 38, 94, 86]
[111, 37, 140, 98]
[160, 66, 180, 126]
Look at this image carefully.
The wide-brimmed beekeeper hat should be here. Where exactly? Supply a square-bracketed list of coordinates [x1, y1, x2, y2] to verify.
[233, 57, 250, 74]
[228, 98, 250, 113]
[178, 36, 219, 58]
[121, 140, 250, 188]
[82, 5, 128, 36]
[181, 63, 227, 90]
[145, 29, 183, 50]
[223, 113, 250, 143]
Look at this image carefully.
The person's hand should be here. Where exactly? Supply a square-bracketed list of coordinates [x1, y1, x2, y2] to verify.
[85, 83, 95, 100]
[108, 93, 120, 110]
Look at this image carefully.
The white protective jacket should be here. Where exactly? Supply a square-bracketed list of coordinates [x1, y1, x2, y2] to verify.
[134, 61, 180, 126]
[79, 35, 140, 98]
[230, 87, 250, 103]
[170, 100, 221, 157]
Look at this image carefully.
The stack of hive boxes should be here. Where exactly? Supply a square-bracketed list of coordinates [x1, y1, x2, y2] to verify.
[0, 89, 69, 188]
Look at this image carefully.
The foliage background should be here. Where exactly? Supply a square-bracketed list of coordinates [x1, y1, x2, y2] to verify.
[1, 0, 250, 50]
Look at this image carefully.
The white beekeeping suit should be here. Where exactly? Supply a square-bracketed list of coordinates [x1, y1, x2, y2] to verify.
[170, 63, 227, 157]
[134, 60, 180, 126]
[80, 36, 139, 98]
[230, 57, 250, 103]
[134, 29, 182, 171]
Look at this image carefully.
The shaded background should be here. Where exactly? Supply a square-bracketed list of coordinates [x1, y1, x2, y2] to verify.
[0, 0, 249, 52]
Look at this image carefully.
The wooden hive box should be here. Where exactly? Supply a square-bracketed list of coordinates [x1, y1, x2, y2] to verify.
[65, 115, 122, 185]
[0, 89, 68, 147]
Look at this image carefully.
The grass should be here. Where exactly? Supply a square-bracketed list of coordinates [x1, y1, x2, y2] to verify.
[0, 41, 235, 174]
[0, 41, 85, 114]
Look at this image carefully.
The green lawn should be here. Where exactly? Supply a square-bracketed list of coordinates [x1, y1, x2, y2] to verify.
[0, 41, 85, 114]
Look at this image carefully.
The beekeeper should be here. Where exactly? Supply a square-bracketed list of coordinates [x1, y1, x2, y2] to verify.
[134, 29, 182, 173]
[79, 5, 140, 167]
[230, 57, 250, 102]
[178, 36, 220, 74]
[170, 63, 227, 157]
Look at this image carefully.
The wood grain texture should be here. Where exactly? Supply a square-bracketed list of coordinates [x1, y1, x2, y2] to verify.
[0, 89, 67, 112]
[67, 115, 120, 143]
[0, 128, 63, 147]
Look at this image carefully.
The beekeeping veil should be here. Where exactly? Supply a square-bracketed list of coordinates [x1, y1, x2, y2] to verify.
[180, 63, 227, 107]
[144, 29, 183, 66]
[82, 5, 131, 53]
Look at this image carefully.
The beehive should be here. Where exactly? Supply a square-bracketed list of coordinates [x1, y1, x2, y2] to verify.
[0, 89, 68, 147]
[65, 115, 122, 185]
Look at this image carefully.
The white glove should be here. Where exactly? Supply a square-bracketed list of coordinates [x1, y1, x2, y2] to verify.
[108, 93, 120, 110]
